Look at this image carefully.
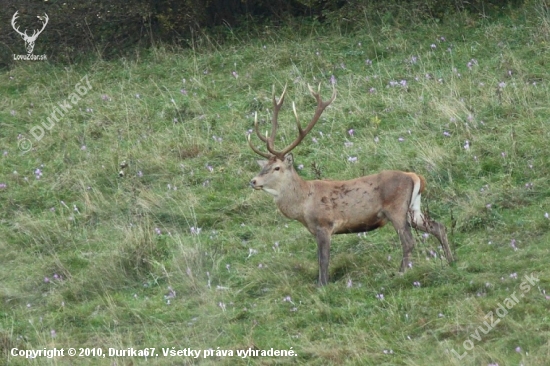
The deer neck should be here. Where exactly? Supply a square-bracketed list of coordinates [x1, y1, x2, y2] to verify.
[273, 170, 309, 221]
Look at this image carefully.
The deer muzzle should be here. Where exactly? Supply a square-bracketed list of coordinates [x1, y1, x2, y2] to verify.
[250, 178, 262, 190]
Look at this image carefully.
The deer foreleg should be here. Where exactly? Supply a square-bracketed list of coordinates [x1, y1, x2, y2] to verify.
[315, 229, 331, 286]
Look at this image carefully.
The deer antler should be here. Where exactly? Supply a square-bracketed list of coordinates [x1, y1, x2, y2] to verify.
[277, 84, 337, 157]
[11, 11, 48, 40]
[11, 11, 26, 38]
[247, 85, 288, 158]
[248, 84, 336, 160]
[247, 120, 271, 159]
[31, 13, 49, 40]
[265, 84, 288, 157]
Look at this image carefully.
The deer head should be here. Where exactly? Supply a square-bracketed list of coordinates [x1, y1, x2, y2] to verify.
[250, 154, 296, 197]
[11, 11, 49, 54]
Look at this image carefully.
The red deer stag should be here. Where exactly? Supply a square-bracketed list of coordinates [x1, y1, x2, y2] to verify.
[248, 84, 454, 286]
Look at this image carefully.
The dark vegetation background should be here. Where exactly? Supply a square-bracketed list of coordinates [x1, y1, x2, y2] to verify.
[1, 0, 523, 68]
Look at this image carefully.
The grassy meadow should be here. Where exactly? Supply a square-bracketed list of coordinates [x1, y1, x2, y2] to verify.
[1, 4, 550, 365]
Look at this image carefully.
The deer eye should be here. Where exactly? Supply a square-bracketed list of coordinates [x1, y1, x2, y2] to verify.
[274, 167, 281, 171]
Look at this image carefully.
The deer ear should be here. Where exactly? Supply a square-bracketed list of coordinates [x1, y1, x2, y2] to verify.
[256, 160, 268, 168]
[284, 153, 294, 166]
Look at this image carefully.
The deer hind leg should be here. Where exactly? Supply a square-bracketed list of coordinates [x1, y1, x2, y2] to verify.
[385, 208, 416, 272]
[409, 194, 454, 265]
[396, 222, 416, 272]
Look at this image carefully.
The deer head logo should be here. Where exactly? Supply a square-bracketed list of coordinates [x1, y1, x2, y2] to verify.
[11, 11, 49, 54]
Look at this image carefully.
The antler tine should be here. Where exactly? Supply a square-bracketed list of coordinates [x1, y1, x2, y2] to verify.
[37, 13, 48, 31]
[276, 84, 337, 157]
[292, 101, 303, 134]
[266, 84, 287, 157]
[253, 112, 268, 143]
[273, 84, 288, 108]
[247, 133, 271, 159]
[11, 11, 25, 37]
[30, 13, 49, 39]
[308, 83, 337, 108]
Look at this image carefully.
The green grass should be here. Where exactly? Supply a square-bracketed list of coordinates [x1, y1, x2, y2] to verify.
[2, 5, 550, 365]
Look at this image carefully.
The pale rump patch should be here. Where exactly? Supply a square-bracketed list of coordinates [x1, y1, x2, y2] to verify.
[408, 174, 424, 225]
